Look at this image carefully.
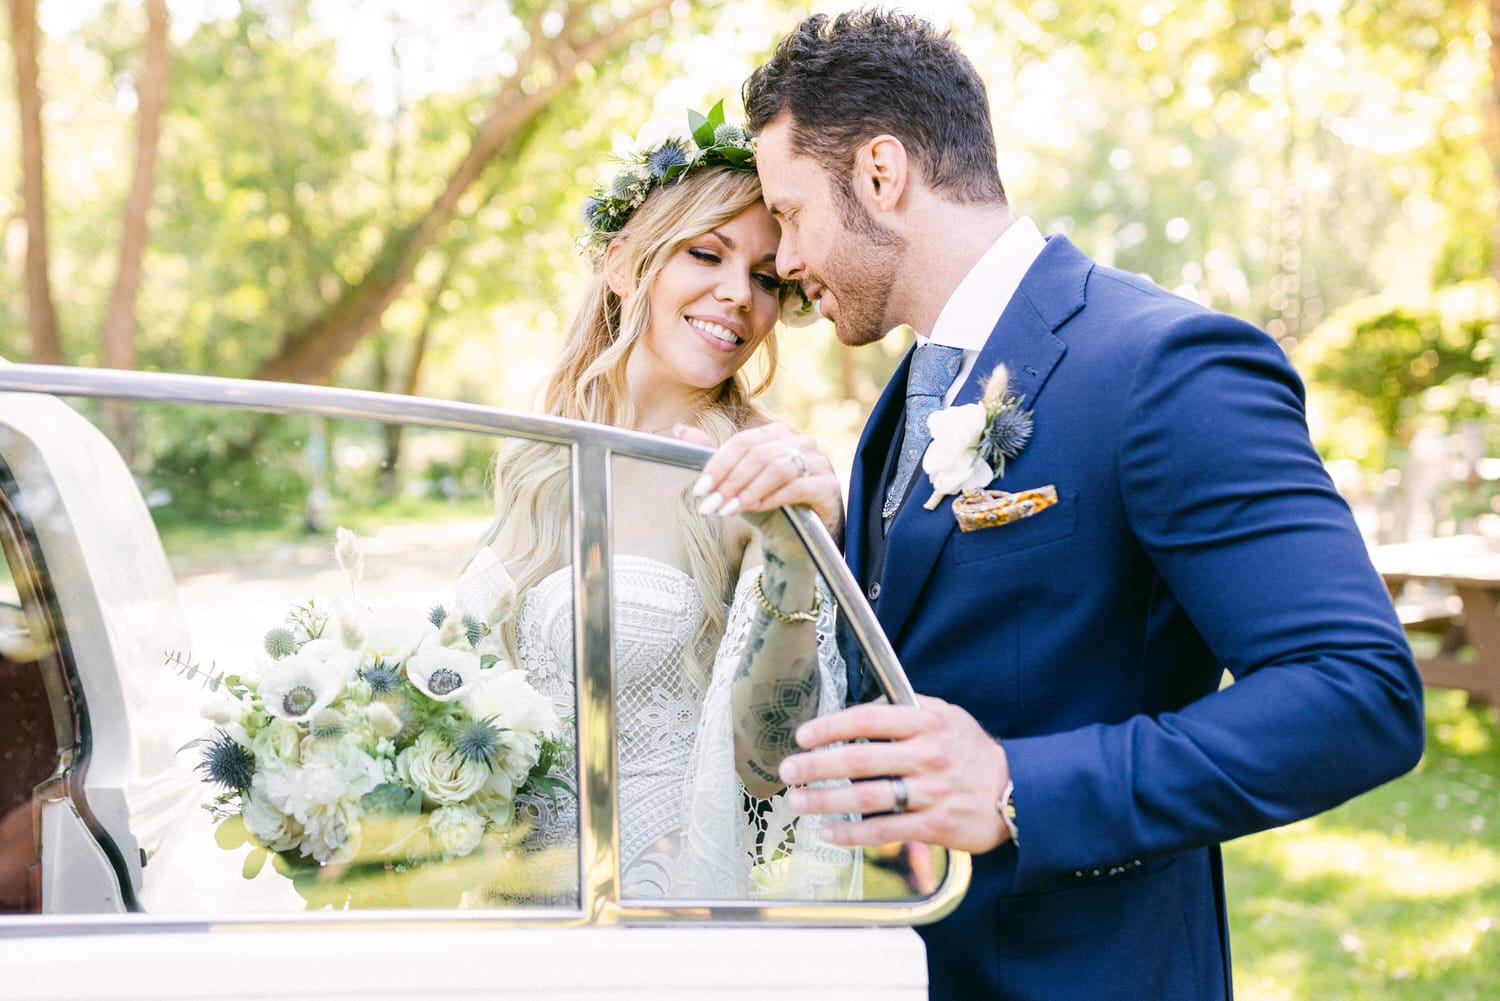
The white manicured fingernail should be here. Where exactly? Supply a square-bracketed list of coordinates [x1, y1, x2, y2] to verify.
[691, 474, 713, 497]
[698, 492, 723, 515]
[719, 497, 741, 517]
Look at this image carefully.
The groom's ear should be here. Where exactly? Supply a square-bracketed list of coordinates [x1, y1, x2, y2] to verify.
[854, 135, 908, 215]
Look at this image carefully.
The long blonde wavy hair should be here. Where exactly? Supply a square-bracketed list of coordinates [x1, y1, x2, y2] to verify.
[475, 166, 789, 690]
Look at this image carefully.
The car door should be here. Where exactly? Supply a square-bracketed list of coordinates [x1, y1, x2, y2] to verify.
[0, 364, 966, 998]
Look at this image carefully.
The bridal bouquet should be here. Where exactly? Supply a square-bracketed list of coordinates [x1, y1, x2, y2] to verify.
[178, 529, 567, 900]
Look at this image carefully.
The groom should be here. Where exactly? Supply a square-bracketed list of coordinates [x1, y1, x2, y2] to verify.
[700, 9, 1426, 1000]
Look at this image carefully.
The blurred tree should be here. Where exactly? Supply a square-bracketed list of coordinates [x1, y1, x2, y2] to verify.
[6, 0, 62, 363]
[99, 0, 170, 462]
[252, 0, 677, 385]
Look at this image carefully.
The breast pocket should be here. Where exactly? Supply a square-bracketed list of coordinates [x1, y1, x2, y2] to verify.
[947, 489, 1079, 566]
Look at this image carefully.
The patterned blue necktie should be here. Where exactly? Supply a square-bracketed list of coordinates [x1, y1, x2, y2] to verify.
[883, 342, 965, 524]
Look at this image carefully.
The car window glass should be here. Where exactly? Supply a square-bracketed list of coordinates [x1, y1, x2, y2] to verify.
[0, 383, 960, 924]
[610, 453, 945, 905]
[0, 396, 582, 914]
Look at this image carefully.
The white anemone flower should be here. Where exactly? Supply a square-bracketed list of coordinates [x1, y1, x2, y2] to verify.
[259, 639, 357, 723]
[358, 608, 435, 666]
[406, 645, 482, 702]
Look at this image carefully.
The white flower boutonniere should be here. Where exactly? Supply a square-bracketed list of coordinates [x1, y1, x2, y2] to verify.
[922, 364, 1035, 509]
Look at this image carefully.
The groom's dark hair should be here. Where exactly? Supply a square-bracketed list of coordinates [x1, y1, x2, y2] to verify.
[744, 8, 1005, 205]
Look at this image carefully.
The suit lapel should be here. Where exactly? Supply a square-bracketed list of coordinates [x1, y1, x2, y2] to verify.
[871, 235, 1087, 646]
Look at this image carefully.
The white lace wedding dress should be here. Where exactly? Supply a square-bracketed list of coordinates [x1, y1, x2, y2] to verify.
[459, 546, 859, 901]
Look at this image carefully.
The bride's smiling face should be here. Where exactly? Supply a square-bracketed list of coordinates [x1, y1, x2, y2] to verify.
[616, 203, 784, 400]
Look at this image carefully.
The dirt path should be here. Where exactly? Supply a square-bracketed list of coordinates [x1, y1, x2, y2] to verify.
[172, 517, 490, 674]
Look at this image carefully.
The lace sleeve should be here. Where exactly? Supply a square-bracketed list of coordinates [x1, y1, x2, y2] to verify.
[677, 570, 862, 900]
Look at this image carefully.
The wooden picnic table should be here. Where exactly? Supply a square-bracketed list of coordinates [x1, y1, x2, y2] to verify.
[1371, 534, 1500, 706]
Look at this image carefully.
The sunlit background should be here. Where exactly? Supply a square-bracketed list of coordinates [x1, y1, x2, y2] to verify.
[3, 1, 1497, 996]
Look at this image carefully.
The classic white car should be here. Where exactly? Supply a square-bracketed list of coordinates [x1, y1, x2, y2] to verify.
[0, 365, 967, 1000]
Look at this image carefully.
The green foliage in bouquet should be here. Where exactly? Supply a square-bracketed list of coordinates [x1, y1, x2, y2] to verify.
[175, 528, 572, 908]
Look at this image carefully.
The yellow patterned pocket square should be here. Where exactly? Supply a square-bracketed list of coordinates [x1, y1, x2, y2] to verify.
[951, 484, 1059, 533]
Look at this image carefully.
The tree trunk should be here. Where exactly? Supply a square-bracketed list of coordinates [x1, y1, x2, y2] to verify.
[101, 0, 171, 462]
[379, 253, 453, 495]
[7, 0, 63, 364]
[253, 0, 675, 386]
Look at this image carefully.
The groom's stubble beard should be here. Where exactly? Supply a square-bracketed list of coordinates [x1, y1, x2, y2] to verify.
[824, 176, 905, 348]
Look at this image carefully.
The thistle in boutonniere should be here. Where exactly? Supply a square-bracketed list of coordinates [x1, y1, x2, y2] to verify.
[922, 364, 1035, 509]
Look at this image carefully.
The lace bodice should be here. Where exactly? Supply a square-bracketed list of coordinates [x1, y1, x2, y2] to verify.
[459, 547, 858, 901]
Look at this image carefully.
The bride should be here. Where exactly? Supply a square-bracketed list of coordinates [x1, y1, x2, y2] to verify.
[459, 108, 856, 902]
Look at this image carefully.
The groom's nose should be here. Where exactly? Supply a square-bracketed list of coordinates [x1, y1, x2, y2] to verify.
[776, 239, 804, 282]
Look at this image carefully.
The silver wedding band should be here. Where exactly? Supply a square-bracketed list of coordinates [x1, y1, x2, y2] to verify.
[889, 776, 909, 815]
[785, 449, 811, 478]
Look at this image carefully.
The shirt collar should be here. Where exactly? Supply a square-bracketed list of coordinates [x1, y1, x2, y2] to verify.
[916, 216, 1046, 352]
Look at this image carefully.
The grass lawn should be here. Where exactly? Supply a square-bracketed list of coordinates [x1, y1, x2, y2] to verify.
[1226, 689, 1500, 999]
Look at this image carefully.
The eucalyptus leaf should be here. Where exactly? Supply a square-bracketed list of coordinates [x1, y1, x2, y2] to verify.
[213, 815, 250, 850]
[242, 845, 268, 879]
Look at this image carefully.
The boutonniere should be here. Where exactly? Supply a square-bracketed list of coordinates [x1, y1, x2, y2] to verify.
[922, 364, 1034, 510]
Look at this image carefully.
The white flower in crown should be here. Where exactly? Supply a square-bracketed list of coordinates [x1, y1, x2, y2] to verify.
[923, 364, 1036, 509]
[632, 116, 694, 154]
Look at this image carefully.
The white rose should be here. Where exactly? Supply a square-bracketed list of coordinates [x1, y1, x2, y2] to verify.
[473, 774, 518, 827]
[270, 738, 384, 862]
[249, 718, 302, 766]
[426, 804, 486, 859]
[240, 775, 302, 854]
[462, 668, 562, 740]
[632, 116, 692, 153]
[398, 730, 489, 804]
[921, 403, 994, 497]
[925, 401, 988, 448]
[922, 444, 993, 498]
[297, 797, 362, 863]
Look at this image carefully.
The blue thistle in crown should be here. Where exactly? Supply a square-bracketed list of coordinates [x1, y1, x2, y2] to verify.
[577, 99, 759, 261]
[645, 141, 688, 179]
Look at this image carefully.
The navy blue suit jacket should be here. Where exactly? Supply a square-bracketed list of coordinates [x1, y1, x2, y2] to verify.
[846, 236, 1424, 1000]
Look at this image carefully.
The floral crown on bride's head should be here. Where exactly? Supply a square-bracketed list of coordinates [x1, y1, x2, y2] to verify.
[578, 100, 818, 326]
[578, 100, 757, 261]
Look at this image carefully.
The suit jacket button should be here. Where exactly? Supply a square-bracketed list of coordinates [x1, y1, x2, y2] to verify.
[867, 582, 881, 601]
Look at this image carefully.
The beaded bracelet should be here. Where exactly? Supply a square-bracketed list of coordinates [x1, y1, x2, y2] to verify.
[752, 571, 822, 624]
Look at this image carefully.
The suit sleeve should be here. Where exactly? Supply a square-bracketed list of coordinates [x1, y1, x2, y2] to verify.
[1002, 309, 1424, 889]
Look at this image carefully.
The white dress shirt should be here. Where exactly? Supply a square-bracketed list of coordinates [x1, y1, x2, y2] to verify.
[915, 216, 1047, 405]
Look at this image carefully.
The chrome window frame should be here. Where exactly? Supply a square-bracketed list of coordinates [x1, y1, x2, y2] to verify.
[0, 363, 969, 934]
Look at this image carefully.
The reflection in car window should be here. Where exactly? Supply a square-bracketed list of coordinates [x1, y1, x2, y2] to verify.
[0, 384, 959, 923]
[605, 454, 862, 902]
